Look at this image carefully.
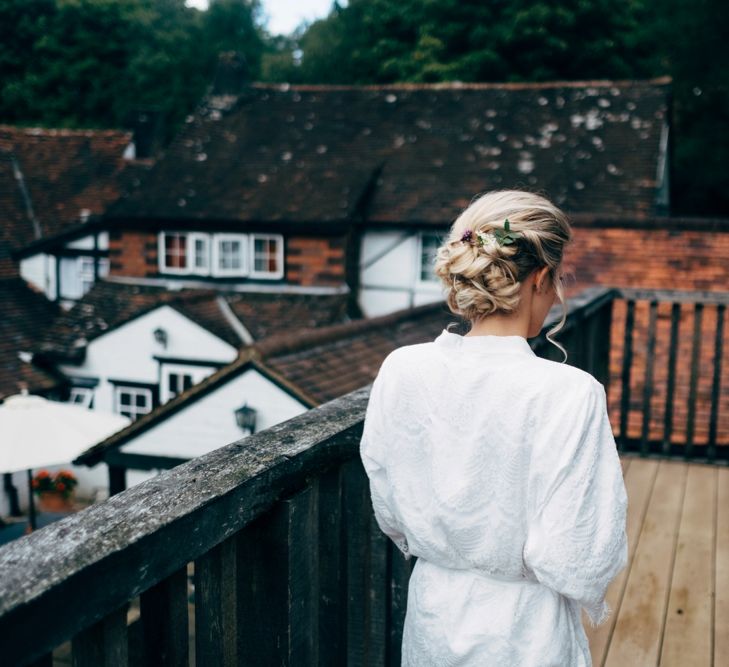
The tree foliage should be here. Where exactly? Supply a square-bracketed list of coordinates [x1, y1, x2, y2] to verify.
[0, 0, 265, 140]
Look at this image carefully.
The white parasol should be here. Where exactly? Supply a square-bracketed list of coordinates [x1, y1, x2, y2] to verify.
[0, 392, 130, 530]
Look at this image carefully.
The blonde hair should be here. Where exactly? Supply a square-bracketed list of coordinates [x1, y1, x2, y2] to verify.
[433, 189, 573, 361]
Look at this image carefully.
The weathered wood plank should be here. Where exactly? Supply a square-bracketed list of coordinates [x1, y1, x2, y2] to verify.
[71, 603, 128, 667]
[317, 466, 347, 666]
[618, 287, 729, 305]
[660, 464, 715, 666]
[194, 535, 236, 666]
[368, 511, 389, 666]
[662, 303, 681, 454]
[139, 566, 188, 667]
[708, 304, 725, 461]
[388, 546, 415, 667]
[715, 466, 729, 665]
[685, 303, 703, 457]
[586, 456, 658, 665]
[344, 459, 370, 667]
[604, 460, 687, 667]
[640, 301, 658, 456]
[618, 299, 635, 452]
[236, 485, 317, 665]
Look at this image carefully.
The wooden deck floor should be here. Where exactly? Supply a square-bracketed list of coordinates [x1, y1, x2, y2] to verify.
[585, 455, 728, 667]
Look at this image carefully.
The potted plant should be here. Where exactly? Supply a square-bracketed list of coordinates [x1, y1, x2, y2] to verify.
[32, 469, 78, 512]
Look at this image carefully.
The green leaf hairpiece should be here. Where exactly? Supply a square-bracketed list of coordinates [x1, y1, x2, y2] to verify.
[493, 218, 521, 246]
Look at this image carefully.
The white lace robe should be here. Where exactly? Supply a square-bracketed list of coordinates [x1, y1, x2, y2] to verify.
[359, 329, 628, 667]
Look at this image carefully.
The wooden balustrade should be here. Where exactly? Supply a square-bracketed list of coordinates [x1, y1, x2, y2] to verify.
[0, 286, 652, 667]
[614, 287, 729, 462]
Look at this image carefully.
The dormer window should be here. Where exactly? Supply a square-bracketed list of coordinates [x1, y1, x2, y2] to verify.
[158, 232, 283, 279]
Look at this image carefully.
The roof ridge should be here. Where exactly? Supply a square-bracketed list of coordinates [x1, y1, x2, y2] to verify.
[0, 125, 132, 139]
[253, 301, 449, 359]
[249, 76, 672, 93]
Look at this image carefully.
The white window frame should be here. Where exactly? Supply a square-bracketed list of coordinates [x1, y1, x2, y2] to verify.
[78, 256, 96, 295]
[114, 386, 153, 421]
[158, 232, 190, 274]
[158, 232, 211, 276]
[212, 233, 248, 277]
[161, 367, 195, 404]
[69, 386, 94, 409]
[416, 231, 442, 286]
[249, 233, 284, 279]
[189, 232, 211, 276]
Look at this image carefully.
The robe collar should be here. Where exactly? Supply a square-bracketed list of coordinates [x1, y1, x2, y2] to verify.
[434, 328, 536, 357]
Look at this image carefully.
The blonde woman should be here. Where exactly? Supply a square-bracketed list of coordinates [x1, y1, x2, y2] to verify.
[359, 190, 628, 666]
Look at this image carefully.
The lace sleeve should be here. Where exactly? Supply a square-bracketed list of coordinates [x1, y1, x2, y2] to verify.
[523, 380, 628, 627]
[359, 354, 411, 560]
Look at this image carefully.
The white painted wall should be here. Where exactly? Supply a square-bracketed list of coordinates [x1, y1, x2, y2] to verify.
[122, 368, 308, 458]
[358, 230, 446, 317]
[59, 305, 238, 415]
[20, 253, 56, 300]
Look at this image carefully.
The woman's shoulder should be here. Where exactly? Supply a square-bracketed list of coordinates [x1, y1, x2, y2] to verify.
[379, 341, 435, 371]
[530, 355, 603, 396]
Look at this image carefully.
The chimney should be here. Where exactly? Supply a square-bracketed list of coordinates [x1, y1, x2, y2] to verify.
[125, 108, 163, 160]
[211, 51, 250, 96]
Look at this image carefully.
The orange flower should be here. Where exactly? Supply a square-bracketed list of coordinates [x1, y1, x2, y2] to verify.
[37, 470, 50, 478]
[56, 482, 66, 492]
[32, 479, 39, 488]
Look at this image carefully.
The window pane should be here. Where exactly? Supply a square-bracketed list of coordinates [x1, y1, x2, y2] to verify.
[164, 234, 187, 269]
[219, 238, 243, 270]
[183, 375, 193, 390]
[253, 237, 279, 274]
[169, 374, 179, 394]
[135, 393, 147, 407]
[120, 393, 131, 406]
[194, 238, 208, 269]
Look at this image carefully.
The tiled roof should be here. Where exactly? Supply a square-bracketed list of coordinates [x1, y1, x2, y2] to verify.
[0, 278, 61, 399]
[109, 78, 671, 225]
[0, 126, 140, 256]
[40, 280, 352, 358]
[258, 302, 463, 403]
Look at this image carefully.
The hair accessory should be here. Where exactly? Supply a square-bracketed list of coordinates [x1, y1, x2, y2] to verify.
[460, 219, 522, 250]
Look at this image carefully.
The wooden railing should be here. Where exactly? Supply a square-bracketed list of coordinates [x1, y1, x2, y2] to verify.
[0, 286, 673, 666]
[611, 287, 728, 462]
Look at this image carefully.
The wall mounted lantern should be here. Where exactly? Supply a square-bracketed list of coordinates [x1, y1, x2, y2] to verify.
[153, 327, 168, 348]
[235, 402, 257, 435]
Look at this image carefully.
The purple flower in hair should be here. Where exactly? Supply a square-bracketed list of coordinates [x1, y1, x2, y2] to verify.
[460, 229, 473, 243]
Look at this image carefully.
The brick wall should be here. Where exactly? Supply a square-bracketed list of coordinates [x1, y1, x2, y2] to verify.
[286, 236, 346, 287]
[562, 221, 729, 448]
[109, 230, 158, 277]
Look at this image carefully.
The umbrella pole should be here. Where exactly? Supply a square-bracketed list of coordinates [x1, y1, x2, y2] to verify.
[26, 469, 37, 531]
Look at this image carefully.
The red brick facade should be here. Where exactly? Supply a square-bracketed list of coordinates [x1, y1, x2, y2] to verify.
[285, 237, 345, 287]
[109, 230, 158, 277]
[562, 221, 729, 448]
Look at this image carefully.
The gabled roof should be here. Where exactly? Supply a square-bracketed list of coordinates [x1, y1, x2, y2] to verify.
[0, 126, 144, 259]
[0, 278, 62, 400]
[109, 77, 671, 226]
[258, 302, 459, 402]
[74, 300, 461, 465]
[39, 279, 351, 360]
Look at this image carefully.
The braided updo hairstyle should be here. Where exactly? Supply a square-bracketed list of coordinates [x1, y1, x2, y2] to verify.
[434, 189, 573, 361]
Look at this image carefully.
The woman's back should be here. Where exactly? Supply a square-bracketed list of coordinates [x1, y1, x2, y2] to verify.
[360, 330, 628, 666]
